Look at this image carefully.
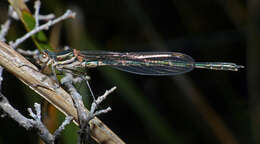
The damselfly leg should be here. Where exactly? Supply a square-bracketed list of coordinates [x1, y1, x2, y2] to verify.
[39, 50, 97, 100]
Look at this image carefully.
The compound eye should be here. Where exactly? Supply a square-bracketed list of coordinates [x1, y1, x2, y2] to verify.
[38, 52, 49, 63]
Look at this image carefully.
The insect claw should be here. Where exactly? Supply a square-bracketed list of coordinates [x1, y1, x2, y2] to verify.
[18, 64, 39, 72]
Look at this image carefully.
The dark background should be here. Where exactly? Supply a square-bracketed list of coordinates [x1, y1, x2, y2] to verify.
[0, 0, 251, 144]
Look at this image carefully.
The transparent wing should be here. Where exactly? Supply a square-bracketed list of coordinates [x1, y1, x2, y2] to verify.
[79, 51, 195, 75]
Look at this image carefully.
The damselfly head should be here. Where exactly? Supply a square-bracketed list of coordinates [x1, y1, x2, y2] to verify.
[38, 51, 50, 64]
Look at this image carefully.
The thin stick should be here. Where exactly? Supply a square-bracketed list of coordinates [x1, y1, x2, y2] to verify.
[0, 94, 72, 144]
[0, 19, 11, 42]
[9, 10, 76, 48]
[61, 73, 114, 143]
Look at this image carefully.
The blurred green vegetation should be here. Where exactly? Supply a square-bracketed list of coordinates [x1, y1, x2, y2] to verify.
[0, 0, 249, 144]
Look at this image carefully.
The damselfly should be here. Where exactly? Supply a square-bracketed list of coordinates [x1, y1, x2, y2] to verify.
[38, 49, 244, 76]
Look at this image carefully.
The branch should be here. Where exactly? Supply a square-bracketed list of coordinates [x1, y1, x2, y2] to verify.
[0, 19, 11, 42]
[61, 73, 114, 143]
[38, 14, 55, 21]
[9, 9, 76, 48]
[0, 93, 33, 129]
[0, 93, 72, 144]
[0, 67, 3, 91]
[0, 10, 12, 90]
[0, 41, 125, 144]
[34, 0, 41, 28]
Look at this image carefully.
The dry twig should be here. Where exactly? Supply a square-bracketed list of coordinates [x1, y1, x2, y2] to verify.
[61, 73, 114, 143]
[0, 93, 73, 144]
